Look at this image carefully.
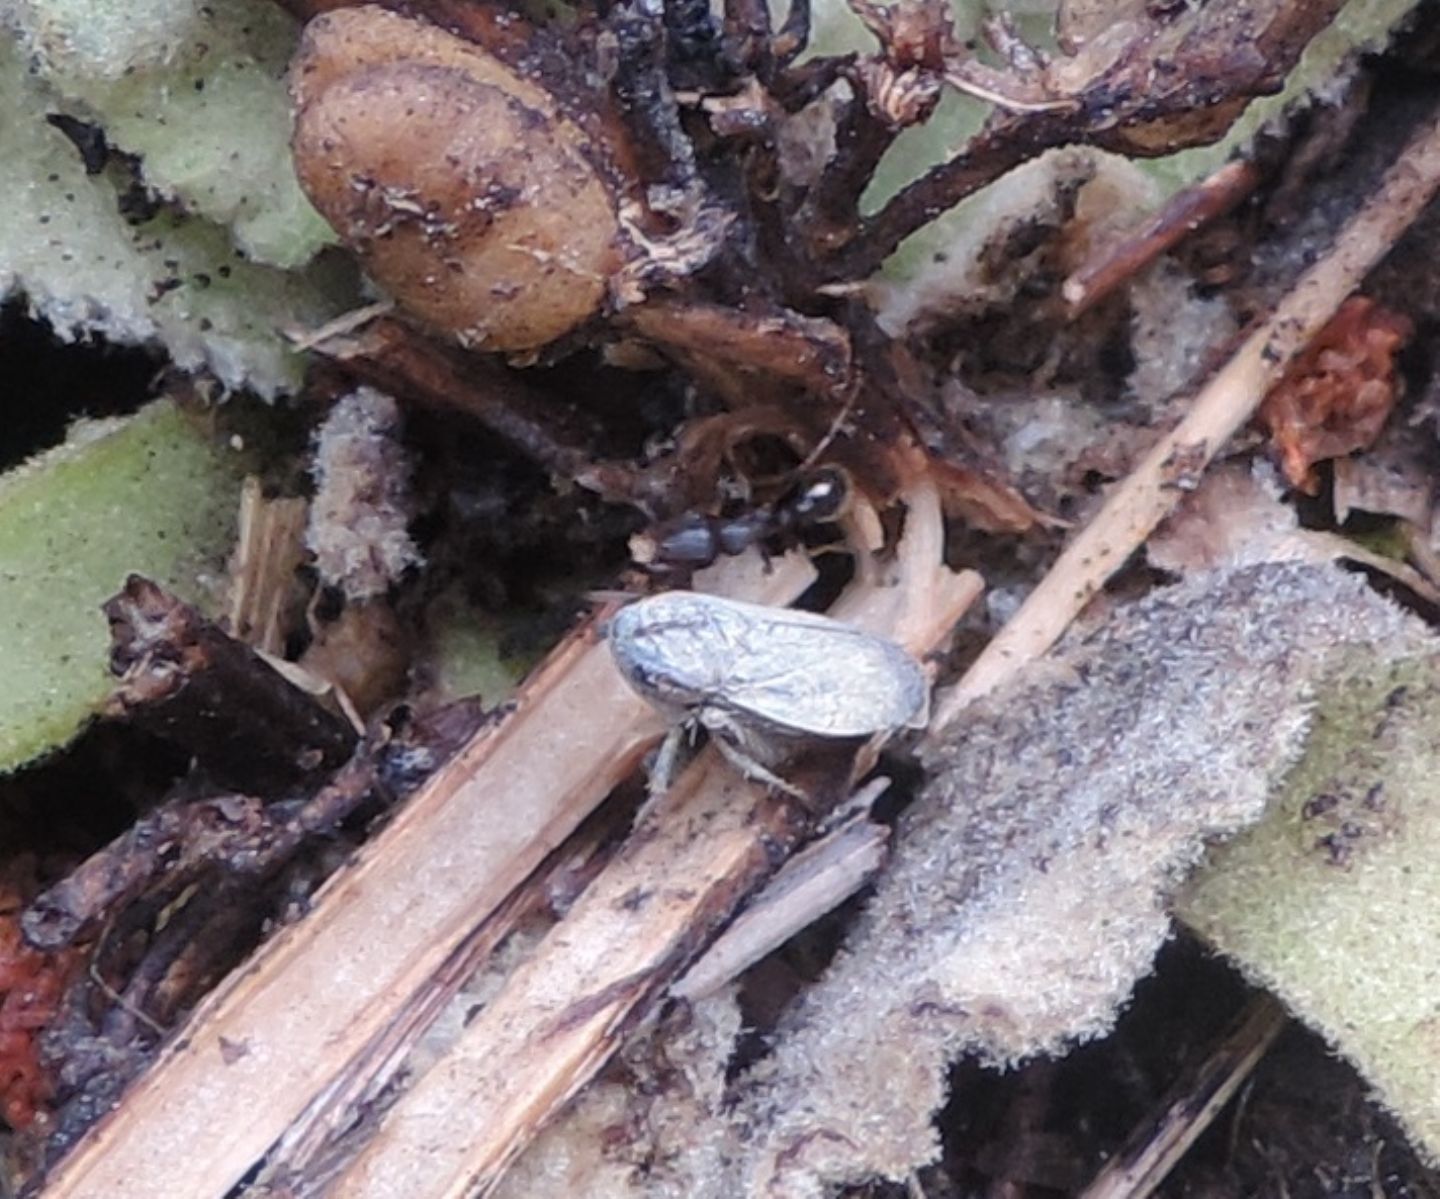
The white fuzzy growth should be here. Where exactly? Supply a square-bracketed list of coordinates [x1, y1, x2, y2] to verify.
[307, 388, 422, 600]
[731, 562, 1435, 1196]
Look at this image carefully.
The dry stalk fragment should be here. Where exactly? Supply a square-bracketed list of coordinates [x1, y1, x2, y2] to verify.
[37, 553, 811, 1199]
[321, 480, 979, 1199]
[1062, 159, 1264, 317]
[227, 478, 309, 658]
[672, 804, 889, 1002]
[937, 106, 1440, 723]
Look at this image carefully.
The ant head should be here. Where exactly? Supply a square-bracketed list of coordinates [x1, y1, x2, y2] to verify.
[789, 466, 851, 523]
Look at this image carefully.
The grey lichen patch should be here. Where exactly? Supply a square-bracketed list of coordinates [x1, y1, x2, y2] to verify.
[1179, 653, 1440, 1162]
[726, 562, 1435, 1197]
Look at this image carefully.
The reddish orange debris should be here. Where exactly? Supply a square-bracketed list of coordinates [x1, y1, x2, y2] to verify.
[1259, 297, 1413, 493]
[0, 870, 82, 1131]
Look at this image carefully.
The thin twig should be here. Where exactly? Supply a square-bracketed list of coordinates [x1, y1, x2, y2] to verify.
[1078, 996, 1288, 1199]
[935, 106, 1440, 726]
[1063, 160, 1263, 317]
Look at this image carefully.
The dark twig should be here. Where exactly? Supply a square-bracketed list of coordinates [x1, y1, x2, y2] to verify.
[23, 795, 270, 952]
[722, 0, 772, 74]
[312, 317, 660, 508]
[770, 53, 854, 112]
[104, 577, 357, 796]
[132, 897, 262, 1030]
[833, 0, 1350, 279]
[29, 703, 486, 1170]
[1064, 159, 1264, 316]
[771, 0, 811, 68]
[803, 86, 902, 256]
[608, 1, 704, 214]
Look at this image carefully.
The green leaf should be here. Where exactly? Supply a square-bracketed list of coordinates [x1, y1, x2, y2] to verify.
[0, 400, 245, 771]
[1179, 650, 1440, 1159]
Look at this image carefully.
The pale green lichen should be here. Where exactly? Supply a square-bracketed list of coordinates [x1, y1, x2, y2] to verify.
[0, 1, 358, 394]
[1179, 651, 1440, 1163]
[6, 0, 332, 267]
[0, 400, 247, 773]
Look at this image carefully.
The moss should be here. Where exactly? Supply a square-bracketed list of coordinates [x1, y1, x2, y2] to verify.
[422, 591, 532, 706]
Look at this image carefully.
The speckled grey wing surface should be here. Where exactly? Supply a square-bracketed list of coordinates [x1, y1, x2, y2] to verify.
[702, 599, 930, 737]
[608, 592, 929, 739]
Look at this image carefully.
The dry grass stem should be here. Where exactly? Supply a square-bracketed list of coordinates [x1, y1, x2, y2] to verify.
[42, 553, 813, 1199]
[936, 108, 1440, 727]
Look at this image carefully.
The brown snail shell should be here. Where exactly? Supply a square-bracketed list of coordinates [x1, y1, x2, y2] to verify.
[290, 6, 621, 353]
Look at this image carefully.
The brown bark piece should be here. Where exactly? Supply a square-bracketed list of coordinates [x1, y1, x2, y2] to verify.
[104, 576, 358, 795]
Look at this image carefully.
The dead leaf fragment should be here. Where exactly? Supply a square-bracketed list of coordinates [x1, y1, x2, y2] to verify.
[1258, 297, 1412, 492]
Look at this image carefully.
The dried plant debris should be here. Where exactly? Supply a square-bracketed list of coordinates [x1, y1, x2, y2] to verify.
[15, 700, 482, 1175]
[832, 0, 1421, 284]
[1259, 296, 1412, 492]
[870, 147, 1157, 334]
[1331, 425, 1433, 527]
[307, 387, 421, 601]
[718, 562, 1435, 1197]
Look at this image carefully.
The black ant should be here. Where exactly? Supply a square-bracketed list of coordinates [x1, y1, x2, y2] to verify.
[632, 467, 851, 578]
